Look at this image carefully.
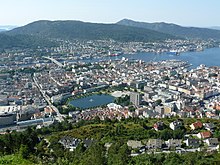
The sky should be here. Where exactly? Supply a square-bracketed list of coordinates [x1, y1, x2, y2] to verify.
[0, 0, 220, 27]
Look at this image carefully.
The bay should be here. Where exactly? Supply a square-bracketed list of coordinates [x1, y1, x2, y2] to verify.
[74, 47, 220, 68]
[122, 47, 220, 68]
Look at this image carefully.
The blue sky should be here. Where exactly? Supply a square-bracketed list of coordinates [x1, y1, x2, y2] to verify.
[1, 0, 220, 27]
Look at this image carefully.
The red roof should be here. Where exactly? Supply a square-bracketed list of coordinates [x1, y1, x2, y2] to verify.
[200, 131, 211, 138]
[192, 121, 203, 129]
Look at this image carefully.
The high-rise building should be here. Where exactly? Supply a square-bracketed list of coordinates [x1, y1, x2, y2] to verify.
[130, 92, 140, 106]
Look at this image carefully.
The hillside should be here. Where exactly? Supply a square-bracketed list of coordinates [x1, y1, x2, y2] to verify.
[6, 20, 178, 42]
[1, 118, 220, 164]
[117, 19, 220, 40]
[0, 33, 57, 50]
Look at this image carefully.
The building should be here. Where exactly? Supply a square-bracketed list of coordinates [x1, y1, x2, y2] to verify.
[59, 137, 81, 151]
[164, 102, 176, 114]
[107, 103, 122, 110]
[165, 139, 182, 148]
[135, 108, 147, 116]
[17, 117, 54, 128]
[204, 138, 219, 147]
[154, 121, 164, 131]
[185, 139, 200, 147]
[190, 121, 203, 130]
[0, 113, 16, 127]
[127, 140, 143, 149]
[155, 106, 164, 115]
[0, 95, 8, 106]
[130, 92, 140, 107]
[203, 123, 215, 131]
[170, 120, 183, 130]
[146, 139, 163, 149]
[197, 131, 212, 139]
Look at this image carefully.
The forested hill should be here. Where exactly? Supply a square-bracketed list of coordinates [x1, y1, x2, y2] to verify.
[0, 33, 57, 50]
[3, 18, 220, 50]
[6, 20, 178, 42]
[117, 19, 220, 40]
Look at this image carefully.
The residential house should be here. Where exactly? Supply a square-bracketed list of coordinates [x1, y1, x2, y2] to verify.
[203, 123, 215, 131]
[146, 139, 163, 149]
[169, 120, 183, 130]
[153, 121, 164, 131]
[185, 139, 200, 147]
[204, 138, 219, 147]
[59, 137, 81, 151]
[127, 140, 144, 149]
[197, 131, 212, 139]
[165, 139, 182, 148]
[190, 121, 203, 130]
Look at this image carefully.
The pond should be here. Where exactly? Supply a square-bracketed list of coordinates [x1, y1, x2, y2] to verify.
[68, 94, 115, 109]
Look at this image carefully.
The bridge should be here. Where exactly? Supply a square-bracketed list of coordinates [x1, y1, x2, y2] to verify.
[43, 56, 64, 67]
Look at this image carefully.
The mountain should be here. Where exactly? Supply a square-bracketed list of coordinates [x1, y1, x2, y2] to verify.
[0, 33, 57, 50]
[117, 19, 220, 40]
[6, 20, 178, 42]
[0, 25, 57, 50]
[6, 19, 220, 50]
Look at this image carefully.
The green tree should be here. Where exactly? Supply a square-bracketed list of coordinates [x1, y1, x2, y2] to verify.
[81, 142, 105, 165]
[163, 153, 183, 165]
[19, 144, 29, 159]
[108, 142, 130, 165]
[159, 129, 173, 140]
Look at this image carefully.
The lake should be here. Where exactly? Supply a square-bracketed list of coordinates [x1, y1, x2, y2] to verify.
[69, 94, 115, 109]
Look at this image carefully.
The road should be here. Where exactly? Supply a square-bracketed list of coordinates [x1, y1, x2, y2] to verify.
[33, 75, 64, 122]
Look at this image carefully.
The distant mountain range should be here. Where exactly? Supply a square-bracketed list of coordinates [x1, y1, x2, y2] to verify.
[0, 19, 220, 49]
[117, 19, 220, 40]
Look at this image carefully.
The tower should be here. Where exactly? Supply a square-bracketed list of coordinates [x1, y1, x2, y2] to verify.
[130, 92, 140, 107]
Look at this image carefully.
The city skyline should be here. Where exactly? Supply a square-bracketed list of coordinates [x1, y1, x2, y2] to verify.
[1, 0, 220, 27]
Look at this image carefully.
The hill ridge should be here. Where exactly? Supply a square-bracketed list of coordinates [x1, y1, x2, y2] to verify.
[6, 20, 177, 42]
[117, 19, 220, 40]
